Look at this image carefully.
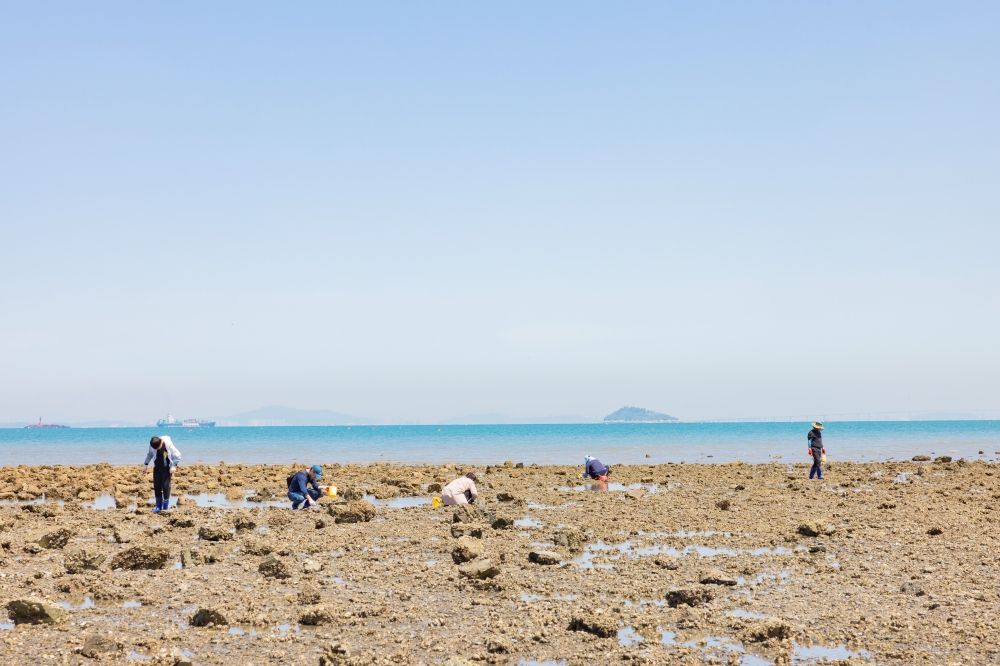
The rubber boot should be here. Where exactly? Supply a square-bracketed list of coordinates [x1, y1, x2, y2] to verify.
[161, 498, 170, 511]
[152, 497, 162, 513]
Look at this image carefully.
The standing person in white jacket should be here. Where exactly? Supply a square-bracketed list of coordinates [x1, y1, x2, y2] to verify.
[143, 436, 181, 513]
[441, 472, 479, 506]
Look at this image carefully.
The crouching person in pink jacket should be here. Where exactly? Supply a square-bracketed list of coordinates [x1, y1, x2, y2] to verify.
[441, 472, 478, 506]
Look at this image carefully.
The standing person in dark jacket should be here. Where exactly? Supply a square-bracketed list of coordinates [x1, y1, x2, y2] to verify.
[808, 422, 825, 479]
[143, 436, 181, 513]
[288, 465, 324, 509]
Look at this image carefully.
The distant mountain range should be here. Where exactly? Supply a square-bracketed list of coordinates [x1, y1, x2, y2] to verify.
[603, 406, 678, 423]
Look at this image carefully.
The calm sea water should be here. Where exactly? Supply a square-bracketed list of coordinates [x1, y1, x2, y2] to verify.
[2, 421, 999, 467]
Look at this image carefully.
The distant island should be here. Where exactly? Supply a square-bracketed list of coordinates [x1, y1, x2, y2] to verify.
[603, 406, 678, 423]
[24, 418, 69, 429]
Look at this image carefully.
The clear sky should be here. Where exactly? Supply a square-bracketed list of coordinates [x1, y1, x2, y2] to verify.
[1, 2, 998, 424]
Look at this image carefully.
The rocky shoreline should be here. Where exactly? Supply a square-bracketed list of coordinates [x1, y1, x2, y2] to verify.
[1, 458, 997, 665]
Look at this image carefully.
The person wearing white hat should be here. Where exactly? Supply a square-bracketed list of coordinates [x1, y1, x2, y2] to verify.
[807, 422, 825, 480]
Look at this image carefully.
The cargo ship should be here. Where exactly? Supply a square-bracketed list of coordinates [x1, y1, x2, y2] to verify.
[157, 414, 216, 428]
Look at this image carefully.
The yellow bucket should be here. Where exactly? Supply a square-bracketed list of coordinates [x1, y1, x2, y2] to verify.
[432, 496, 441, 507]
[324, 485, 337, 497]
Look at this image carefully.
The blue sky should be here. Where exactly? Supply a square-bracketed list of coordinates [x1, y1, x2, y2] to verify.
[1, 2, 998, 423]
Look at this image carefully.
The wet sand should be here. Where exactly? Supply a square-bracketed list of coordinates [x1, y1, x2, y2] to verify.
[1, 458, 997, 665]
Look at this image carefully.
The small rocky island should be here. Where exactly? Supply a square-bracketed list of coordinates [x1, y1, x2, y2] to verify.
[603, 406, 678, 422]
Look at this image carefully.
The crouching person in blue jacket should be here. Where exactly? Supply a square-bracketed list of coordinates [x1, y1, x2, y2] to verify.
[288, 465, 323, 509]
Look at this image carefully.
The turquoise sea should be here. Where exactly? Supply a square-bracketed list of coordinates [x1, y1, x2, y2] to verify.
[2, 421, 999, 467]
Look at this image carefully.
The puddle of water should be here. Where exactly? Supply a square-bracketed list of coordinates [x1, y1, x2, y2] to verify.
[124, 601, 142, 609]
[126, 652, 152, 661]
[618, 626, 643, 646]
[55, 597, 95, 610]
[521, 593, 545, 601]
[0, 623, 14, 630]
[623, 598, 666, 608]
[272, 624, 301, 636]
[725, 609, 768, 619]
[423, 561, 437, 567]
[514, 516, 542, 528]
[182, 492, 288, 509]
[83, 495, 119, 510]
[794, 643, 872, 663]
[362, 494, 431, 508]
[229, 627, 245, 635]
[518, 661, 566, 666]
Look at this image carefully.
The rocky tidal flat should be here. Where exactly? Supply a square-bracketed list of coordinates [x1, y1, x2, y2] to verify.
[0, 458, 998, 665]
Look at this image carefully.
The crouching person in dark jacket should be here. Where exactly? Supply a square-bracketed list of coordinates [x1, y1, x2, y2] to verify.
[288, 465, 323, 509]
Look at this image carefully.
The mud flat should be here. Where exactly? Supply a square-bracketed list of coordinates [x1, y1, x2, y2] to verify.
[1, 458, 998, 665]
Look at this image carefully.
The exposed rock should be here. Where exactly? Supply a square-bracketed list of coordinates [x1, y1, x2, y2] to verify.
[427, 483, 443, 493]
[258, 552, 292, 579]
[912, 455, 931, 462]
[64, 549, 105, 573]
[665, 587, 716, 607]
[6, 598, 66, 625]
[934, 456, 952, 463]
[654, 557, 681, 570]
[496, 492, 517, 502]
[111, 545, 170, 570]
[528, 550, 562, 565]
[233, 513, 256, 532]
[491, 516, 514, 530]
[745, 618, 792, 642]
[181, 549, 201, 568]
[39, 528, 74, 549]
[341, 486, 365, 501]
[625, 489, 645, 500]
[302, 559, 324, 573]
[458, 558, 500, 579]
[198, 525, 233, 541]
[901, 581, 925, 595]
[334, 500, 376, 524]
[927, 527, 944, 536]
[113, 526, 137, 544]
[440, 657, 475, 666]
[168, 515, 195, 528]
[699, 568, 737, 585]
[241, 534, 274, 556]
[300, 606, 336, 625]
[81, 633, 122, 658]
[298, 584, 322, 605]
[319, 642, 352, 666]
[797, 521, 836, 537]
[451, 536, 483, 564]
[190, 607, 228, 627]
[568, 613, 618, 638]
[452, 504, 494, 525]
[553, 528, 584, 553]
[451, 525, 483, 538]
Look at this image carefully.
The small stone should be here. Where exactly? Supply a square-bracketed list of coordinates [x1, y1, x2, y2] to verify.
[302, 559, 324, 573]
[450, 525, 483, 539]
[927, 527, 943, 536]
[625, 489, 645, 500]
[190, 607, 228, 627]
[225, 487, 244, 501]
[233, 514, 256, 532]
[496, 492, 517, 502]
[298, 584, 322, 605]
[491, 517, 514, 530]
[458, 558, 500, 580]
[912, 455, 931, 462]
[699, 569, 737, 585]
[715, 499, 731, 511]
[169, 515, 195, 528]
[319, 643, 352, 666]
[553, 529, 584, 553]
[427, 483, 443, 493]
[934, 456, 952, 463]
[901, 581, 925, 595]
[451, 536, 483, 564]
[258, 552, 292, 579]
[528, 550, 562, 565]
[6, 598, 67, 625]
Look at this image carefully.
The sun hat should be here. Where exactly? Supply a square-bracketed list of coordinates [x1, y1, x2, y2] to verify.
[585, 456, 594, 463]
[812, 422, 823, 430]
[311, 465, 323, 478]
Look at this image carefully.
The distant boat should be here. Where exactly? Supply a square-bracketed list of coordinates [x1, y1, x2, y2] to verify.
[25, 417, 69, 429]
[157, 414, 216, 428]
